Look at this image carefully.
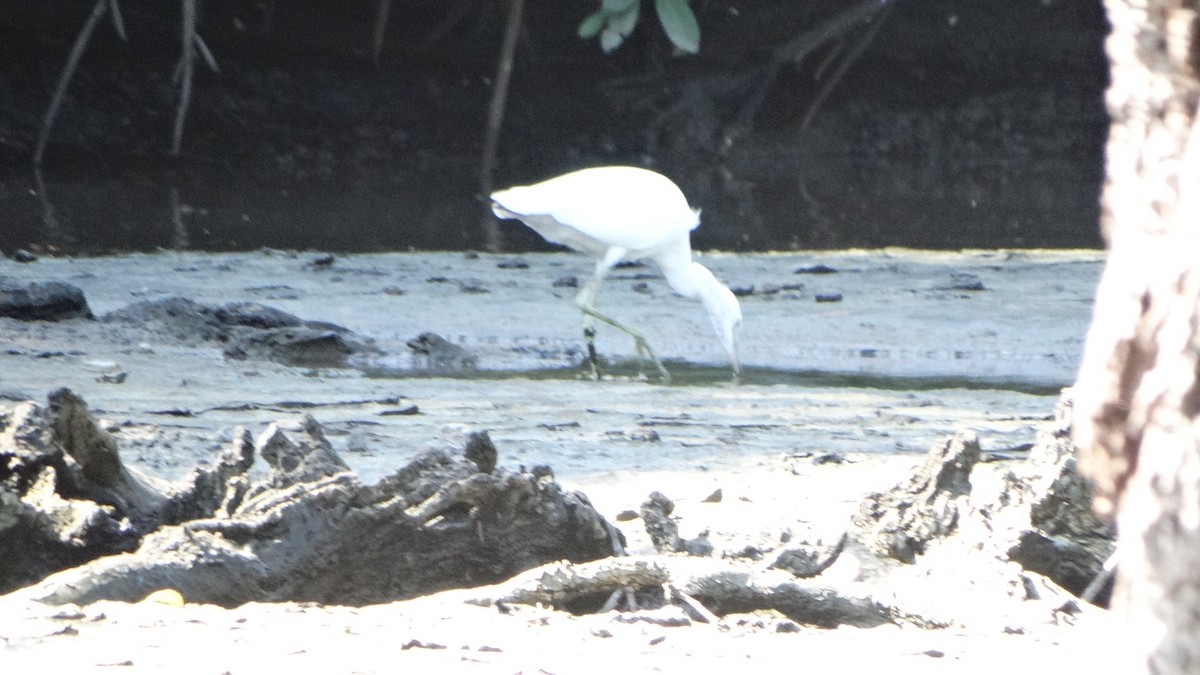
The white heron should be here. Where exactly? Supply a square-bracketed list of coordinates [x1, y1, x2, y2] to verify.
[490, 165, 742, 381]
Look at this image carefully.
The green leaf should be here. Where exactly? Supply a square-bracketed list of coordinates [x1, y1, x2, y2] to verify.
[578, 12, 606, 39]
[593, 3, 639, 53]
[600, 26, 623, 52]
[654, 0, 700, 53]
[611, 2, 640, 38]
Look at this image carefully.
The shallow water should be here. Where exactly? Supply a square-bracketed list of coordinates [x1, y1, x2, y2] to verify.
[365, 361, 1067, 395]
[2, 161, 1105, 256]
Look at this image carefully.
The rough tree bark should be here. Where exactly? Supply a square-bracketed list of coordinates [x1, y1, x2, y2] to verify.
[1073, 0, 1199, 672]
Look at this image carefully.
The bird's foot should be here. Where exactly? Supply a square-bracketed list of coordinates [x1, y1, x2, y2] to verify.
[654, 364, 672, 384]
[632, 337, 671, 383]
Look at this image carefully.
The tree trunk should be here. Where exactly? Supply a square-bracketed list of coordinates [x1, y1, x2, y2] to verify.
[1074, 0, 1199, 672]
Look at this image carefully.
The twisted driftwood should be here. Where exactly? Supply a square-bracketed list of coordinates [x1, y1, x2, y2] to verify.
[1, 389, 619, 607]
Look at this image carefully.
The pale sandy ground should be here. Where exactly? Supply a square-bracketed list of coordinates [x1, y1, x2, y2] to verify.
[0, 248, 1133, 673]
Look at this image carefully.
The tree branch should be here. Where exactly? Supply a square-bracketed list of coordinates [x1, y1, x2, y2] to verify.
[372, 0, 392, 67]
[478, 0, 526, 252]
[727, 0, 892, 146]
[799, 0, 894, 132]
[172, 0, 198, 157]
[34, 0, 109, 165]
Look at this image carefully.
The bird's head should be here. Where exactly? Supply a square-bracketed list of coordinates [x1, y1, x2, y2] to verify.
[714, 284, 742, 376]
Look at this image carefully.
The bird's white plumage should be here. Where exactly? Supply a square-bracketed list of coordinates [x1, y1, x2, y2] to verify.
[490, 165, 741, 378]
[491, 166, 700, 256]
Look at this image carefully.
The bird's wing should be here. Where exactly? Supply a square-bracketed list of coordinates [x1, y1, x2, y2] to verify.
[492, 167, 699, 253]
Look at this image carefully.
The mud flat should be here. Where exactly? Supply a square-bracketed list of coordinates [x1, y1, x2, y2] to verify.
[0, 249, 1125, 672]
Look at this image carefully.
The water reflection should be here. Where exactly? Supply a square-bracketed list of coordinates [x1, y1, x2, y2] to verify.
[6, 159, 1103, 256]
[31, 168, 77, 253]
[11, 163, 523, 255]
[170, 185, 189, 251]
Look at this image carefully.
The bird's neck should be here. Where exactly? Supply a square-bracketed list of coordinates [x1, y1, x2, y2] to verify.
[686, 263, 727, 314]
[657, 247, 704, 299]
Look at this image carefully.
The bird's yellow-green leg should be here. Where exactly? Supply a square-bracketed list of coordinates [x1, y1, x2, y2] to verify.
[576, 300, 672, 382]
[577, 277, 604, 379]
[576, 259, 672, 382]
[582, 325, 601, 380]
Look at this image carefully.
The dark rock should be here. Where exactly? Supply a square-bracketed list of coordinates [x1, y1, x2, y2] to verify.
[214, 302, 306, 330]
[770, 533, 846, 578]
[103, 297, 221, 342]
[854, 431, 981, 563]
[0, 279, 92, 321]
[12, 249, 37, 263]
[103, 297, 280, 340]
[681, 533, 713, 556]
[625, 428, 660, 442]
[937, 273, 987, 292]
[379, 405, 420, 416]
[753, 283, 805, 297]
[639, 491, 710, 556]
[105, 297, 364, 367]
[407, 332, 478, 372]
[794, 264, 838, 274]
[497, 258, 529, 269]
[640, 491, 681, 552]
[96, 370, 128, 384]
[815, 293, 843, 303]
[552, 276, 579, 288]
[457, 279, 490, 294]
[463, 430, 498, 474]
[729, 544, 764, 560]
[1009, 530, 1112, 603]
[307, 254, 336, 269]
[224, 326, 356, 368]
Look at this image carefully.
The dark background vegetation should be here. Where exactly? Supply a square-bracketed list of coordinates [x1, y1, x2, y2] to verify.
[0, 0, 1110, 254]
